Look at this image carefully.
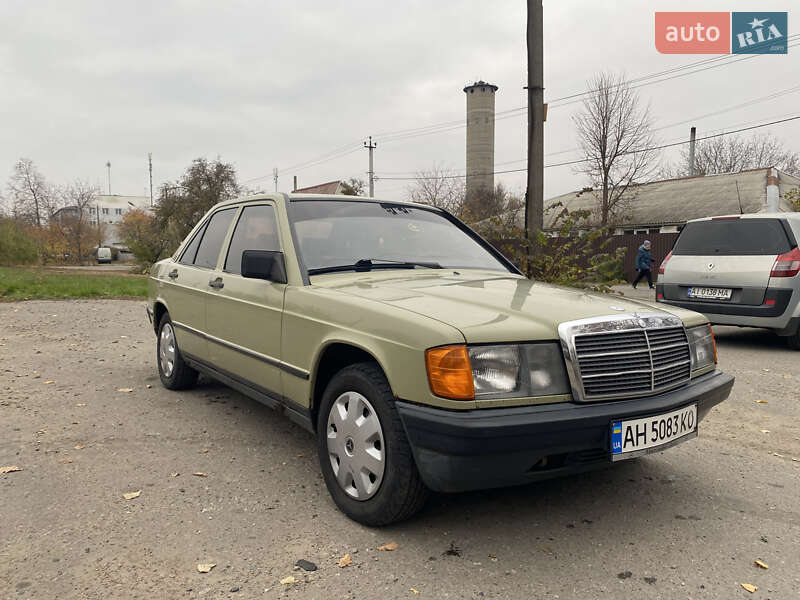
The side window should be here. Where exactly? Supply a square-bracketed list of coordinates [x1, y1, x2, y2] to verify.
[224, 204, 281, 275]
[193, 208, 237, 269]
[178, 223, 207, 266]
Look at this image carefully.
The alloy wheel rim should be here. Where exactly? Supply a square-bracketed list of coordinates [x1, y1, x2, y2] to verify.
[159, 323, 176, 377]
[326, 391, 385, 500]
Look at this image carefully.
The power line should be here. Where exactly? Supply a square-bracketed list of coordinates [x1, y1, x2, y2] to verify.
[374, 115, 800, 180]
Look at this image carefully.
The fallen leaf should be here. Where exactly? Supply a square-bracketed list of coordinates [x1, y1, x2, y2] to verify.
[0, 465, 22, 474]
[773, 452, 785, 458]
[120, 335, 128, 338]
[378, 542, 399, 551]
[170, 472, 179, 477]
[123, 490, 141, 500]
[783, 374, 791, 379]
[60, 457, 74, 464]
[117, 388, 133, 393]
[754, 559, 769, 569]
[71, 421, 79, 425]
[74, 444, 85, 450]
[741, 583, 758, 593]
[410, 588, 420, 595]
[755, 400, 768, 404]
[44, 380, 54, 385]
[193, 472, 207, 477]
[760, 430, 771, 434]
[75, 403, 87, 407]
[338, 553, 352, 568]
[197, 563, 216, 573]
[538, 546, 553, 553]
[280, 575, 298, 585]
[33, 374, 40, 379]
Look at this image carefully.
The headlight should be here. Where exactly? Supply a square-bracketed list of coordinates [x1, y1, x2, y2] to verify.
[687, 324, 716, 371]
[468, 343, 570, 399]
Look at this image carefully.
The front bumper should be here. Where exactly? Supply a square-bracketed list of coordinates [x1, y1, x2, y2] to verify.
[396, 370, 734, 493]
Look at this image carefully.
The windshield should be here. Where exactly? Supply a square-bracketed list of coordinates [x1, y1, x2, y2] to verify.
[288, 200, 511, 274]
[673, 219, 791, 256]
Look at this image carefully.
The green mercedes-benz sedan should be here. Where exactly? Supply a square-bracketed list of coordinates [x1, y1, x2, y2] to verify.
[146, 194, 733, 525]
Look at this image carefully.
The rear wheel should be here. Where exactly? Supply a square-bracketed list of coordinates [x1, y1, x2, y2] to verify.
[317, 362, 428, 526]
[157, 314, 198, 390]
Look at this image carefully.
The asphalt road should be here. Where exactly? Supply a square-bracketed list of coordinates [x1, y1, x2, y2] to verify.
[1, 300, 798, 600]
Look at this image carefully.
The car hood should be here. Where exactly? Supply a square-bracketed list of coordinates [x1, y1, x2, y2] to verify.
[311, 270, 706, 343]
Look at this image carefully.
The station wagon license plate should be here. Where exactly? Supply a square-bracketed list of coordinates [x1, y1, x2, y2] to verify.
[611, 404, 697, 461]
[687, 287, 732, 300]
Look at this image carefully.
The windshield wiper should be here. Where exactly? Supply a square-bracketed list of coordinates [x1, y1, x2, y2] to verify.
[307, 258, 442, 276]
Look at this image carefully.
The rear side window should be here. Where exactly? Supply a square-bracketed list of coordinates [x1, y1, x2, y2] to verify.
[192, 208, 237, 269]
[673, 219, 792, 256]
[224, 204, 281, 274]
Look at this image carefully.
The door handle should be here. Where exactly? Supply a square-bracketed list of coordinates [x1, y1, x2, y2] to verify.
[208, 278, 224, 289]
[168, 269, 179, 279]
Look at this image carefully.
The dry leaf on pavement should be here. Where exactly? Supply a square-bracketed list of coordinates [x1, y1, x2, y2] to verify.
[193, 472, 207, 477]
[75, 403, 87, 407]
[410, 588, 420, 595]
[280, 575, 298, 585]
[338, 553, 352, 568]
[755, 400, 768, 404]
[741, 583, 758, 593]
[0, 465, 22, 474]
[117, 388, 133, 393]
[754, 559, 769, 569]
[44, 380, 54, 384]
[197, 563, 216, 573]
[760, 430, 770, 434]
[378, 542, 399, 551]
[170, 472, 179, 477]
[122, 490, 141, 500]
[60, 457, 74, 464]
[74, 444, 85, 450]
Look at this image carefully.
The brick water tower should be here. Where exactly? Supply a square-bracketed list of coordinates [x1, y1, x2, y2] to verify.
[463, 80, 498, 200]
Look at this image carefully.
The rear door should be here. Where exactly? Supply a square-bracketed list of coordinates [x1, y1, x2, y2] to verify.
[205, 203, 286, 398]
[164, 207, 238, 361]
[663, 217, 792, 306]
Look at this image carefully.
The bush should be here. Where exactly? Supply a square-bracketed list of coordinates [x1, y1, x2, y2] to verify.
[0, 218, 38, 265]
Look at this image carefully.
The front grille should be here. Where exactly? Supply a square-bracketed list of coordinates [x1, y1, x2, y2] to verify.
[573, 326, 690, 400]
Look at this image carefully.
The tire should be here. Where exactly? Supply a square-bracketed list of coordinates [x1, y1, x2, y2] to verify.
[157, 314, 198, 390]
[787, 330, 800, 350]
[317, 362, 428, 526]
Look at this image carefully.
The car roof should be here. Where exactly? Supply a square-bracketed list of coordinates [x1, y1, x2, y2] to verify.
[211, 193, 430, 211]
[687, 212, 800, 223]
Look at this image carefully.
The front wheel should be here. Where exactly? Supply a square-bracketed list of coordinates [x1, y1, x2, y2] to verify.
[157, 314, 198, 390]
[317, 362, 428, 526]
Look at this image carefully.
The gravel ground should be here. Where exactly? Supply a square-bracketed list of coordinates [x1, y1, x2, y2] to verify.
[1, 300, 798, 599]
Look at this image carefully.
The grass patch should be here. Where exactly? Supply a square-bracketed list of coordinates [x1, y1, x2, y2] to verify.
[0, 266, 148, 301]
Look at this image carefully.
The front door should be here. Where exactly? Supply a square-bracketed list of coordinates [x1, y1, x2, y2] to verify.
[205, 203, 285, 398]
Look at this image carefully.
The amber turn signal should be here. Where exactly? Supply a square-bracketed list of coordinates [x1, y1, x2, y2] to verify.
[425, 345, 474, 400]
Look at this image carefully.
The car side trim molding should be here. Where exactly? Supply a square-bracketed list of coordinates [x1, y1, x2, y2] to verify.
[171, 320, 310, 380]
[182, 351, 314, 432]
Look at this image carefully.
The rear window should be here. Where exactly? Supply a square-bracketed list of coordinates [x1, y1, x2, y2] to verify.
[673, 219, 792, 256]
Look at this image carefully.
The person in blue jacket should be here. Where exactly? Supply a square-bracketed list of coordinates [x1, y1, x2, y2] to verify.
[633, 240, 655, 289]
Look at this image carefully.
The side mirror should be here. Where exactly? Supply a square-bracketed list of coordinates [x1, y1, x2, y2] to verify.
[241, 250, 288, 284]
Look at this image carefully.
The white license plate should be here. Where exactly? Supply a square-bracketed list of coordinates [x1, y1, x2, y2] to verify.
[687, 287, 732, 300]
[611, 404, 697, 461]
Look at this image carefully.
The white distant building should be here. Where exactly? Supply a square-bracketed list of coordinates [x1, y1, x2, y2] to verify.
[90, 195, 151, 247]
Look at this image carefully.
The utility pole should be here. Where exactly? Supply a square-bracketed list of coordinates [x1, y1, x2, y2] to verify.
[148, 153, 154, 206]
[688, 127, 697, 176]
[525, 0, 544, 236]
[293, 175, 298, 192]
[106, 161, 112, 195]
[273, 167, 278, 192]
[364, 136, 376, 197]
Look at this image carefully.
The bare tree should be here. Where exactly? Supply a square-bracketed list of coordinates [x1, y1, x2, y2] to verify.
[573, 72, 659, 225]
[677, 132, 800, 177]
[407, 164, 466, 216]
[6, 158, 57, 227]
[340, 178, 366, 196]
[55, 181, 101, 263]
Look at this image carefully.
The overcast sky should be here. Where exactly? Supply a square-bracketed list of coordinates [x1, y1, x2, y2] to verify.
[1, 0, 798, 204]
